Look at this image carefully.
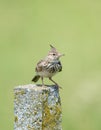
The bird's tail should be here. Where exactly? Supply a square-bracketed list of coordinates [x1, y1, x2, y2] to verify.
[32, 75, 40, 82]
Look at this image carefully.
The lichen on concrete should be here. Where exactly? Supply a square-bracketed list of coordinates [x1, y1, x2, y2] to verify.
[14, 84, 62, 130]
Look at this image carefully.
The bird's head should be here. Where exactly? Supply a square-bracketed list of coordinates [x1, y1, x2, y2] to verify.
[48, 44, 64, 60]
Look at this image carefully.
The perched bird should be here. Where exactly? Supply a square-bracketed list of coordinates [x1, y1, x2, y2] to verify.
[32, 45, 64, 88]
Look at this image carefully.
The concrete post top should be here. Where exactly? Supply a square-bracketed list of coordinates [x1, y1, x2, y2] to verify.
[14, 84, 62, 130]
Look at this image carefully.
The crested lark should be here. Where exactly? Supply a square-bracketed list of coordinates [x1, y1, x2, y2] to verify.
[32, 45, 64, 88]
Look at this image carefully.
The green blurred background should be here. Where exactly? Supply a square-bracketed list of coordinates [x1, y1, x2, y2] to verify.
[0, 0, 101, 130]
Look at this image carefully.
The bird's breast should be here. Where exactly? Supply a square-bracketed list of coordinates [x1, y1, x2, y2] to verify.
[45, 61, 62, 73]
[36, 60, 62, 78]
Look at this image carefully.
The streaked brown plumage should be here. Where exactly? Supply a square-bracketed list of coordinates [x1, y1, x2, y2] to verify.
[32, 45, 64, 88]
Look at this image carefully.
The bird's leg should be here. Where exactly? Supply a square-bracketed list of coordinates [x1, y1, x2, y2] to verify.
[41, 77, 44, 86]
[49, 77, 62, 89]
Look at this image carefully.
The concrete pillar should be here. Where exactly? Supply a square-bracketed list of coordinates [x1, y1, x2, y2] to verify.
[14, 84, 62, 130]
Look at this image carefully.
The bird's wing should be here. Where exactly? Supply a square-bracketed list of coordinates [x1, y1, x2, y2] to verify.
[35, 59, 47, 72]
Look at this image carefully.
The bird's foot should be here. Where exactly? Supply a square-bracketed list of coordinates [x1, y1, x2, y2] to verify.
[55, 83, 62, 89]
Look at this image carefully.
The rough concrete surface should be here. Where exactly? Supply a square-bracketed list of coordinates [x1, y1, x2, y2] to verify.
[14, 84, 62, 130]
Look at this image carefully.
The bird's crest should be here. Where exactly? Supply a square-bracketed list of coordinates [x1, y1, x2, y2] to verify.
[50, 44, 57, 52]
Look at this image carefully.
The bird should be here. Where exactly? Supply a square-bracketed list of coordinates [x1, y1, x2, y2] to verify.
[32, 44, 64, 88]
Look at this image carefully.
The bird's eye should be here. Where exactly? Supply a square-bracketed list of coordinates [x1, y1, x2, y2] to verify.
[53, 53, 56, 56]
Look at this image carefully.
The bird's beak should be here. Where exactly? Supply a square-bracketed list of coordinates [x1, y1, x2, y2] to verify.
[58, 53, 65, 58]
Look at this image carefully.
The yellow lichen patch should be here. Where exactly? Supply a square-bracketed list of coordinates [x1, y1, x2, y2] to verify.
[42, 105, 55, 128]
[42, 101, 61, 129]
[27, 125, 35, 130]
[14, 116, 18, 122]
[55, 105, 62, 120]
[15, 90, 26, 95]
